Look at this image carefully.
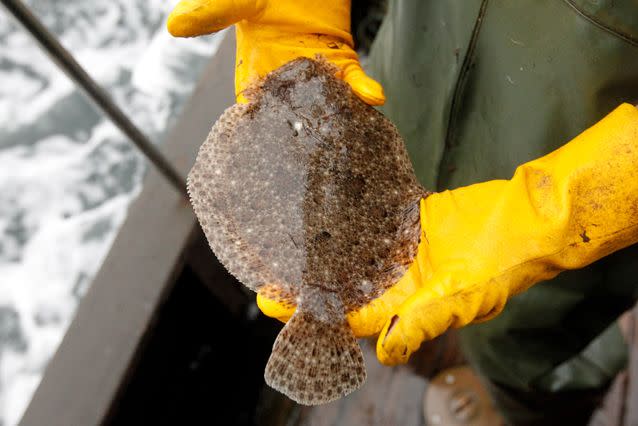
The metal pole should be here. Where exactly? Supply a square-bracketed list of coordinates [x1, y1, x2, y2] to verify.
[1, 0, 188, 197]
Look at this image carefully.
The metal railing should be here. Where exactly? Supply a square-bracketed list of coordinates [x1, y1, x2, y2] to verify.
[1, 0, 188, 197]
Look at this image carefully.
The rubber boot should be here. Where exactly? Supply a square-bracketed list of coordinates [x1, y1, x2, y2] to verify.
[424, 366, 505, 425]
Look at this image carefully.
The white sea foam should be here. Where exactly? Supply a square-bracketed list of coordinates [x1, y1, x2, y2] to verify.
[0, 1, 226, 423]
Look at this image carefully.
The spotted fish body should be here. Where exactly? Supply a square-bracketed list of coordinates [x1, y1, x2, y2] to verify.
[188, 58, 426, 405]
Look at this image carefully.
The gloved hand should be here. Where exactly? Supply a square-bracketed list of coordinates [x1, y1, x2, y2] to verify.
[167, 0, 385, 105]
[259, 103, 638, 365]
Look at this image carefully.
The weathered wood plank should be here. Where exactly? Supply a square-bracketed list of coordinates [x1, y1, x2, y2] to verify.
[19, 32, 235, 426]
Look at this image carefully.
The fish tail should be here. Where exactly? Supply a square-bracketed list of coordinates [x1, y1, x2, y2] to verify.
[264, 310, 366, 405]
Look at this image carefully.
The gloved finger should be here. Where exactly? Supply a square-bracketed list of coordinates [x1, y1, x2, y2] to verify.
[342, 63, 386, 106]
[256, 292, 296, 323]
[167, 0, 265, 37]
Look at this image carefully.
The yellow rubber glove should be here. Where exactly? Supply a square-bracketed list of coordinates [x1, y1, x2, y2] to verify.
[258, 103, 638, 365]
[166, 0, 385, 105]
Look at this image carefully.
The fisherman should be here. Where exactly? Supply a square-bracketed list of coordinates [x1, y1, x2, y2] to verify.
[167, 1, 638, 424]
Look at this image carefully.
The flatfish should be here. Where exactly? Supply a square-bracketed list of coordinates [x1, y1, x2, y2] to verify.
[187, 58, 426, 405]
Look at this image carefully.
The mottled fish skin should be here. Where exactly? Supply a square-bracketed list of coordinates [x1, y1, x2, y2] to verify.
[187, 58, 426, 405]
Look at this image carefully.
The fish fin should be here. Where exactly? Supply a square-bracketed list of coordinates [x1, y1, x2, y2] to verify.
[264, 311, 366, 405]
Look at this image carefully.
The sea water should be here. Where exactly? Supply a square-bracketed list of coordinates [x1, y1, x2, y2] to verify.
[0, 1, 224, 424]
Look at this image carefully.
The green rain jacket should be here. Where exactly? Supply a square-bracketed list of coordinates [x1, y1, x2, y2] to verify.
[367, 0, 638, 400]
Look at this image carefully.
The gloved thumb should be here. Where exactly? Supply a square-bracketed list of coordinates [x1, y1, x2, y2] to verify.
[167, 0, 265, 37]
[375, 285, 447, 365]
[376, 278, 507, 365]
[342, 63, 386, 106]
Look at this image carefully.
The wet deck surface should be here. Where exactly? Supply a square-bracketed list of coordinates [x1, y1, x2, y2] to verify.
[292, 341, 427, 426]
[287, 331, 465, 426]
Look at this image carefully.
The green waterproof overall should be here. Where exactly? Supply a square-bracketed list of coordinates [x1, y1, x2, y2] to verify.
[367, 1, 638, 424]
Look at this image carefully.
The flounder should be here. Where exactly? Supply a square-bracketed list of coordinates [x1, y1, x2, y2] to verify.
[187, 58, 426, 405]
